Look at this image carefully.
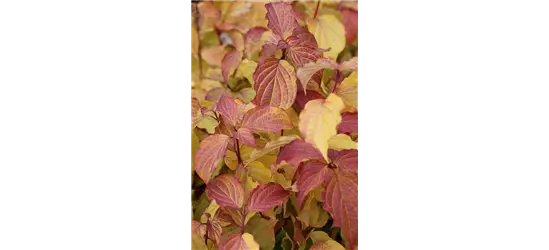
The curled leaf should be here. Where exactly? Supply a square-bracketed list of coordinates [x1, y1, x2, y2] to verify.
[222, 49, 243, 84]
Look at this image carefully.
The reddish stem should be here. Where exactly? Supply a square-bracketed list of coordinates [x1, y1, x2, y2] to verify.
[331, 70, 341, 93]
[313, 0, 321, 19]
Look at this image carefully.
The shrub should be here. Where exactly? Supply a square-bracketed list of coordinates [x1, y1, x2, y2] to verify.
[192, 1, 358, 249]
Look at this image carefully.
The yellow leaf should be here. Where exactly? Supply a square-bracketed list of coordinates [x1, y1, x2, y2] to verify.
[308, 14, 346, 59]
[337, 72, 358, 109]
[191, 24, 199, 55]
[308, 231, 332, 243]
[247, 161, 272, 183]
[195, 115, 218, 134]
[191, 129, 199, 167]
[297, 195, 330, 228]
[235, 59, 257, 86]
[310, 240, 346, 250]
[242, 233, 261, 250]
[299, 94, 345, 161]
[244, 135, 299, 165]
[200, 200, 220, 223]
[328, 134, 358, 150]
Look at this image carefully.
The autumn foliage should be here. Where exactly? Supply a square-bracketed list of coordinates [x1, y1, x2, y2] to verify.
[192, 1, 358, 249]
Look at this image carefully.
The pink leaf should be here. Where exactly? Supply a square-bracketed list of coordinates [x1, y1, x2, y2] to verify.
[252, 58, 297, 109]
[329, 149, 358, 174]
[265, 2, 298, 39]
[222, 49, 243, 84]
[297, 161, 328, 207]
[194, 134, 231, 183]
[233, 128, 256, 147]
[341, 8, 358, 44]
[338, 112, 358, 134]
[207, 174, 245, 209]
[241, 106, 293, 133]
[322, 170, 358, 249]
[247, 183, 290, 212]
[294, 90, 325, 112]
[277, 139, 325, 165]
[285, 29, 320, 67]
[214, 95, 239, 126]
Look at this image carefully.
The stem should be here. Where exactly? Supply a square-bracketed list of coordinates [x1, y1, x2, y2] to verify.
[292, 162, 304, 182]
[331, 70, 341, 93]
[313, 0, 321, 19]
[280, 129, 284, 136]
[235, 139, 243, 164]
[192, 3, 203, 80]
[240, 209, 247, 234]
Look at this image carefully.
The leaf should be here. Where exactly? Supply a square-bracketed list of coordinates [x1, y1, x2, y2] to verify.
[322, 170, 358, 249]
[235, 59, 258, 86]
[196, 115, 218, 134]
[308, 14, 346, 59]
[329, 149, 358, 174]
[265, 2, 298, 39]
[245, 216, 276, 250]
[192, 98, 202, 128]
[294, 90, 325, 112]
[195, 134, 231, 183]
[245, 135, 299, 165]
[338, 112, 358, 134]
[201, 45, 226, 67]
[206, 219, 223, 244]
[308, 231, 333, 242]
[241, 105, 293, 133]
[309, 240, 346, 250]
[191, 220, 208, 250]
[247, 183, 290, 212]
[277, 139, 325, 165]
[339, 57, 358, 72]
[220, 233, 260, 250]
[247, 161, 272, 183]
[200, 199, 220, 223]
[252, 58, 297, 110]
[296, 59, 337, 93]
[328, 134, 358, 150]
[215, 95, 239, 126]
[298, 94, 345, 161]
[297, 194, 330, 228]
[233, 128, 256, 147]
[222, 49, 243, 84]
[341, 8, 358, 44]
[285, 29, 320, 67]
[244, 27, 268, 60]
[336, 74, 358, 109]
[297, 161, 328, 207]
[207, 174, 245, 209]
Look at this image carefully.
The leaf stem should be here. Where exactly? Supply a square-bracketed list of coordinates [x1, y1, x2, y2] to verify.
[313, 0, 321, 19]
[235, 138, 243, 164]
[240, 209, 247, 234]
[330, 70, 341, 93]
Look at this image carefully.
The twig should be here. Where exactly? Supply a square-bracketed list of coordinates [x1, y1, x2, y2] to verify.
[313, 0, 321, 19]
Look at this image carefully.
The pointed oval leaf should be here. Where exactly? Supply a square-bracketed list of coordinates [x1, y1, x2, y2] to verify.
[245, 135, 299, 165]
[297, 161, 328, 207]
[323, 170, 358, 249]
[207, 174, 245, 209]
[252, 58, 297, 109]
[220, 233, 260, 250]
[222, 49, 243, 84]
[308, 14, 346, 59]
[341, 8, 358, 44]
[338, 112, 358, 134]
[247, 183, 290, 212]
[329, 149, 358, 174]
[285, 30, 320, 67]
[215, 95, 240, 126]
[195, 134, 232, 183]
[276, 139, 325, 165]
[241, 105, 293, 133]
[234, 128, 256, 147]
[298, 93, 345, 161]
[265, 2, 298, 39]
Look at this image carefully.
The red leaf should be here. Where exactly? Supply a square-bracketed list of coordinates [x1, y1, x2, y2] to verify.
[294, 90, 325, 112]
[233, 128, 256, 147]
[222, 49, 243, 84]
[194, 134, 232, 183]
[297, 161, 327, 207]
[219, 233, 258, 250]
[206, 219, 222, 244]
[241, 105, 292, 133]
[338, 112, 358, 134]
[341, 8, 358, 44]
[277, 139, 325, 165]
[329, 149, 358, 174]
[285, 32, 320, 67]
[215, 95, 239, 126]
[265, 2, 298, 39]
[322, 170, 358, 249]
[247, 183, 290, 212]
[244, 27, 268, 44]
[252, 58, 297, 109]
[207, 174, 245, 209]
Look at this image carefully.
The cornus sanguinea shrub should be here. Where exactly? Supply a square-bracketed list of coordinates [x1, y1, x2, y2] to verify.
[192, 1, 358, 249]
